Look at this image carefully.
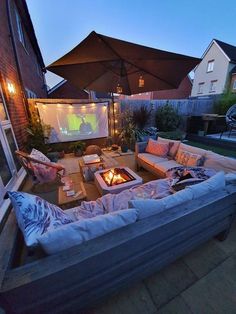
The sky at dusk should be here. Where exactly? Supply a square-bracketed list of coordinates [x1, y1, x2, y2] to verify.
[26, 0, 236, 89]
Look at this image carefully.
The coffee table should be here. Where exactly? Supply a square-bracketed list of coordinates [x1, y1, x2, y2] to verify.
[94, 166, 143, 195]
[58, 173, 87, 209]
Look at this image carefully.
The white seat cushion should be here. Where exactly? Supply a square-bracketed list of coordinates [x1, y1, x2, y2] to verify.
[154, 160, 181, 173]
[138, 153, 168, 166]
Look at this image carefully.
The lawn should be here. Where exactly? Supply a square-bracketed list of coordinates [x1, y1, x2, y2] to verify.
[186, 140, 236, 158]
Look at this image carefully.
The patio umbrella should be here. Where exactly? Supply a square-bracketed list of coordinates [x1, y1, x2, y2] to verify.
[47, 31, 200, 95]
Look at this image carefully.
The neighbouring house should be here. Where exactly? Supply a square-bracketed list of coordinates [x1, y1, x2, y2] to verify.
[0, 0, 47, 206]
[118, 76, 192, 100]
[48, 80, 89, 99]
[191, 39, 236, 97]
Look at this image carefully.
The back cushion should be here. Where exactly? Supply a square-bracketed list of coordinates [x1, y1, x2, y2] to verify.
[204, 152, 236, 173]
[177, 143, 207, 157]
[38, 208, 138, 254]
[157, 137, 181, 157]
[146, 138, 170, 157]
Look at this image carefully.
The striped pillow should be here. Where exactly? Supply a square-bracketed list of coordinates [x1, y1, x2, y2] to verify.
[146, 139, 170, 157]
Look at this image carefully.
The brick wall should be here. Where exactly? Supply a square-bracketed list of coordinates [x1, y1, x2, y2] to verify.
[0, 0, 46, 149]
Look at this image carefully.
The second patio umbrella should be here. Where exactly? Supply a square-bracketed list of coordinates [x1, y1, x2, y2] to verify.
[47, 31, 200, 95]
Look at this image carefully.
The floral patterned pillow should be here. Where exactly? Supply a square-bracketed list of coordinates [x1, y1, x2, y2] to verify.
[30, 148, 50, 163]
[8, 191, 74, 247]
[175, 150, 204, 167]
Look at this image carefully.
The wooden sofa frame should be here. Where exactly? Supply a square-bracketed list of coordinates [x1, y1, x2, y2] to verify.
[0, 184, 236, 313]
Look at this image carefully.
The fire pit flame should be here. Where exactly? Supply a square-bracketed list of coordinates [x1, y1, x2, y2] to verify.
[101, 168, 135, 187]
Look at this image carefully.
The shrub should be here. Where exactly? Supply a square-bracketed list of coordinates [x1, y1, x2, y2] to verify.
[214, 92, 236, 114]
[155, 103, 181, 131]
[132, 105, 152, 130]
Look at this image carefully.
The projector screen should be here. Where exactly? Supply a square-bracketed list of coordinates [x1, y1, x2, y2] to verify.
[37, 102, 109, 143]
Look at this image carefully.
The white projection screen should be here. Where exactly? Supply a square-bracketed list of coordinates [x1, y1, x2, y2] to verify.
[37, 102, 109, 143]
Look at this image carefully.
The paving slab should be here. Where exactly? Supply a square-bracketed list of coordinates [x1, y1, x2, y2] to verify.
[183, 239, 228, 279]
[182, 256, 236, 314]
[92, 282, 157, 314]
[157, 296, 192, 314]
[144, 259, 197, 309]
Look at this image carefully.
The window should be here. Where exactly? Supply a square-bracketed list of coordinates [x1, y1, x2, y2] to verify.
[207, 60, 214, 72]
[198, 82, 204, 94]
[209, 80, 217, 92]
[233, 80, 236, 90]
[15, 7, 26, 48]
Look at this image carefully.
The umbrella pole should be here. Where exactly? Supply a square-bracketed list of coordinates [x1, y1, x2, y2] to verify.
[111, 93, 115, 138]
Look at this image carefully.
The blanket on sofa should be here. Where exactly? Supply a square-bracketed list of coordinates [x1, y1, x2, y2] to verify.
[72, 167, 217, 220]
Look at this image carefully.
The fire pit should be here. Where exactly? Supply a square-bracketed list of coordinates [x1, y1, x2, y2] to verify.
[94, 167, 143, 195]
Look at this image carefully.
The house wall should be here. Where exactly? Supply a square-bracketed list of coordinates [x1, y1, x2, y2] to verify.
[152, 76, 192, 99]
[191, 42, 229, 97]
[0, 0, 46, 148]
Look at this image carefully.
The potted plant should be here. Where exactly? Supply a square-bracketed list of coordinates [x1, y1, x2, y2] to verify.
[120, 137, 129, 153]
[69, 141, 86, 157]
[119, 109, 136, 151]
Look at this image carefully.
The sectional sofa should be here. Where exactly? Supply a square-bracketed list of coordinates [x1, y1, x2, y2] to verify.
[135, 137, 236, 177]
[1, 139, 236, 313]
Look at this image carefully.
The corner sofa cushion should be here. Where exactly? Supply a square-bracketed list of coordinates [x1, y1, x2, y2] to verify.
[186, 171, 225, 199]
[130, 188, 194, 220]
[138, 153, 168, 166]
[8, 191, 74, 247]
[146, 138, 170, 157]
[38, 208, 138, 254]
[154, 160, 181, 173]
[204, 151, 236, 173]
[157, 137, 181, 158]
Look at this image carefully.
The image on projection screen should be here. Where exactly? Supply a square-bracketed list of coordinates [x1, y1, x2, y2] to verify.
[37, 102, 109, 143]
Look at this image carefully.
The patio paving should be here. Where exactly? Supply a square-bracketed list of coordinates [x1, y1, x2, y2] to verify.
[20, 153, 236, 314]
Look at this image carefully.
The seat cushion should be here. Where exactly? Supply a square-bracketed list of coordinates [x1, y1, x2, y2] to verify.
[138, 153, 168, 166]
[157, 137, 181, 158]
[153, 160, 181, 173]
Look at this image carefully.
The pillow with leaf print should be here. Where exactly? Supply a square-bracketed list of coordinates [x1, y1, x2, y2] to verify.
[8, 191, 74, 247]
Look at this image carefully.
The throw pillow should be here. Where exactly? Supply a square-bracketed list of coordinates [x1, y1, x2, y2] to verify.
[30, 148, 50, 163]
[175, 150, 203, 167]
[8, 191, 74, 247]
[146, 138, 170, 157]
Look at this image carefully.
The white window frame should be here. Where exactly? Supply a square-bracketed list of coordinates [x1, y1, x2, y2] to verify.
[198, 82, 204, 94]
[207, 60, 214, 73]
[15, 6, 27, 49]
[209, 80, 217, 93]
[0, 83, 20, 204]
[233, 80, 236, 90]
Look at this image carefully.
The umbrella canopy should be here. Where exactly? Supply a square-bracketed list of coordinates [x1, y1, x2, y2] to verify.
[47, 31, 200, 95]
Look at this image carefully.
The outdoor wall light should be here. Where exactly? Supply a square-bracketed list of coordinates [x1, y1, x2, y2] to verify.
[138, 75, 144, 88]
[7, 82, 16, 95]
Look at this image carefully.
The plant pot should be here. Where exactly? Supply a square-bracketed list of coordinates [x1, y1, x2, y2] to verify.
[74, 149, 83, 157]
[120, 142, 128, 153]
[58, 151, 65, 159]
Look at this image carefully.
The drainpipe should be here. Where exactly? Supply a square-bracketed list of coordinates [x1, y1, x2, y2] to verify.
[6, 0, 30, 119]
